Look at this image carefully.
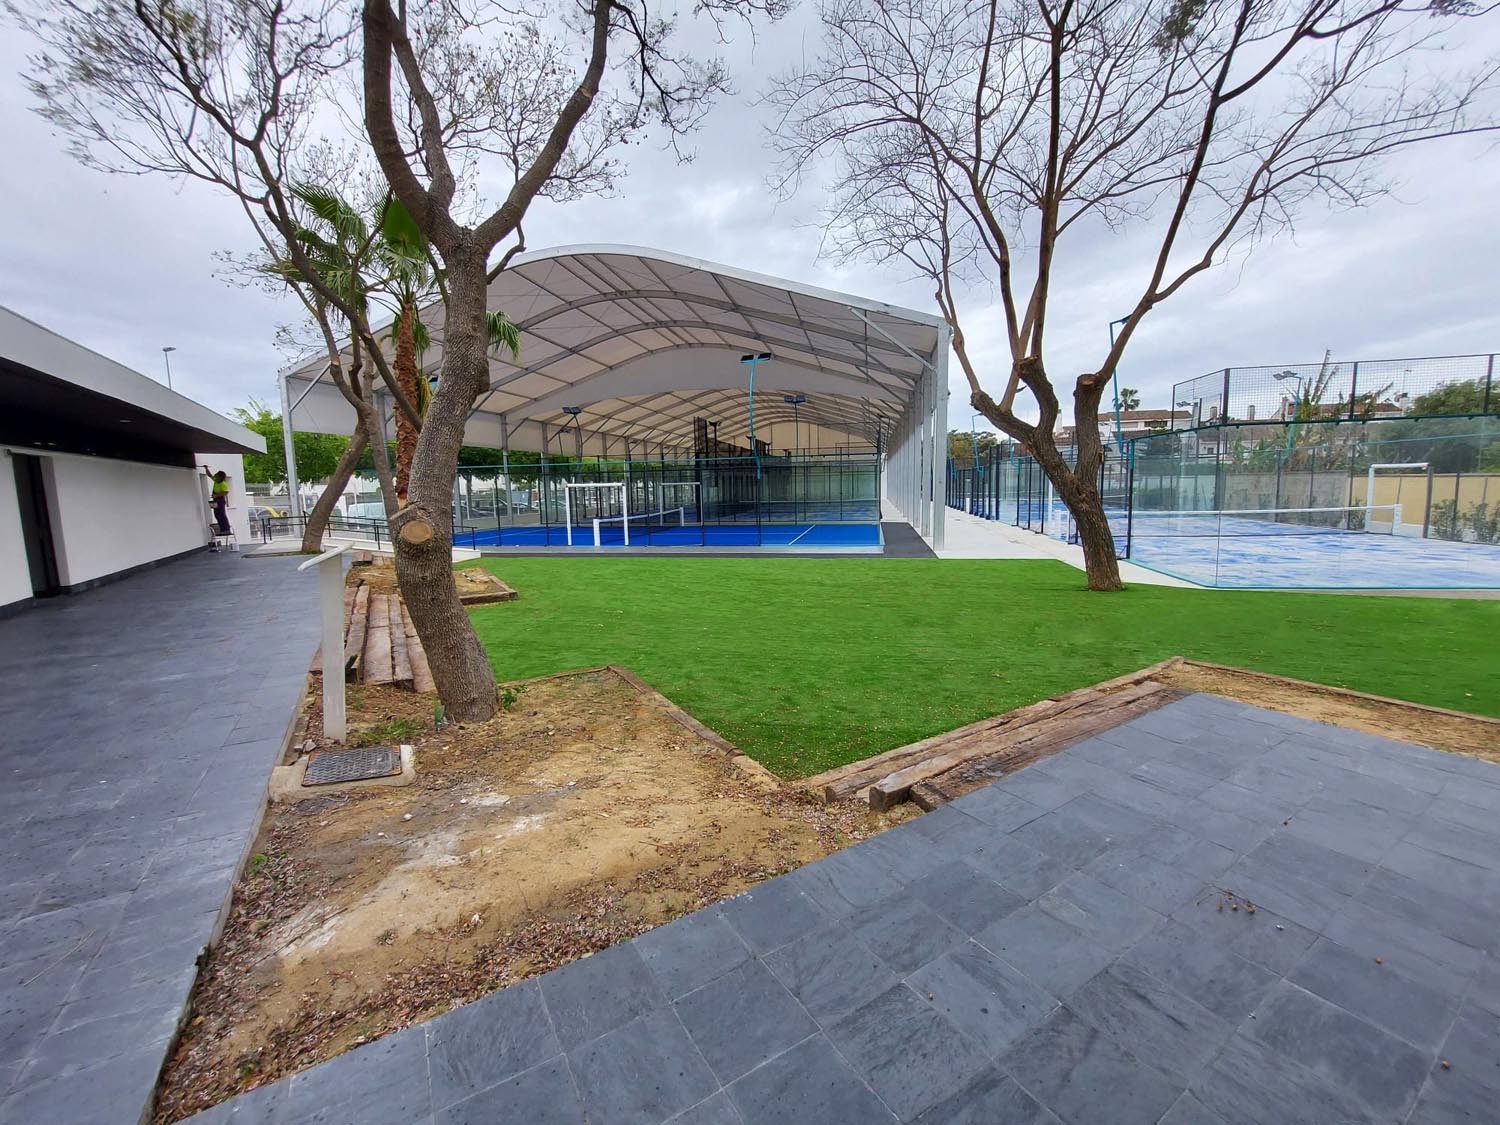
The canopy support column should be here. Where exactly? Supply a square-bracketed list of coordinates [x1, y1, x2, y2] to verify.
[278, 368, 303, 519]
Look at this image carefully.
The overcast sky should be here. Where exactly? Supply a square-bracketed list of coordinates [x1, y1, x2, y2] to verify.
[2, 6, 1497, 430]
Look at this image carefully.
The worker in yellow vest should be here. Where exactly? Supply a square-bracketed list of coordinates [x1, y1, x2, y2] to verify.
[205, 468, 231, 535]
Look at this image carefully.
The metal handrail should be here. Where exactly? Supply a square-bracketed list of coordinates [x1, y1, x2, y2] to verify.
[257, 513, 491, 551]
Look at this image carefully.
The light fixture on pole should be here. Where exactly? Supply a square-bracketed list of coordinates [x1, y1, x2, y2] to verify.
[782, 394, 806, 459]
[740, 352, 771, 479]
[1272, 370, 1305, 418]
[562, 406, 583, 464]
[1106, 317, 1130, 451]
[161, 345, 177, 391]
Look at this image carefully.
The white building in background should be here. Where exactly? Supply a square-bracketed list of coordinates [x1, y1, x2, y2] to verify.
[0, 305, 263, 615]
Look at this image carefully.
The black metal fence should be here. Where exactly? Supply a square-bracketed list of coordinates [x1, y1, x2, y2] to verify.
[946, 445, 1130, 550]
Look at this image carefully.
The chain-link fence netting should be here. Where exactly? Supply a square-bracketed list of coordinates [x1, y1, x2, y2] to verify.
[1170, 354, 1497, 428]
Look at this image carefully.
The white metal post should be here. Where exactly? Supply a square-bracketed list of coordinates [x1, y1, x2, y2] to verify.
[932, 325, 951, 550]
[298, 544, 350, 742]
[500, 415, 511, 517]
[278, 369, 304, 519]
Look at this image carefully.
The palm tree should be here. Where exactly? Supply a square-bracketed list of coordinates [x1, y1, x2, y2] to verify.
[375, 197, 520, 504]
[269, 184, 524, 542]
[281, 182, 401, 519]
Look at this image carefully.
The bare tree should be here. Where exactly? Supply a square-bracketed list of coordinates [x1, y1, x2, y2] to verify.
[5, 0, 425, 547]
[360, 0, 788, 719]
[769, 0, 1499, 588]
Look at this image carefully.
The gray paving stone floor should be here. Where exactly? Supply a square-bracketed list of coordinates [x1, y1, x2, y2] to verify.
[0, 552, 321, 1124]
[187, 691, 1500, 1125]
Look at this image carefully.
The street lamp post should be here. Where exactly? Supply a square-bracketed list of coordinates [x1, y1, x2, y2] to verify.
[1271, 371, 1305, 420]
[161, 345, 177, 391]
[562, 406, 584, 465]
[1106, 317, 1130, 453]
[782, 394, 806, 459]
[740, 352, 771, 479]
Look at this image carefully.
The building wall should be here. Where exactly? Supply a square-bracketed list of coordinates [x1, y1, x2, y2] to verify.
[43, 454, 208, 588]
[0, 451, 33, 609]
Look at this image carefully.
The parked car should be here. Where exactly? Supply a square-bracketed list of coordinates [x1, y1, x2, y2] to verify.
[247, 506, 286, 539]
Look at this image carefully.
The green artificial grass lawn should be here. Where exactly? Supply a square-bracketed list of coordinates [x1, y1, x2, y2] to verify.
[464, 557, 1500, 778]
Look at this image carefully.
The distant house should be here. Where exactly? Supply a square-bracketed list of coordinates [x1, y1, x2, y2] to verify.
[1, 305, 263, 615]
[1055, 408, 1191, 448]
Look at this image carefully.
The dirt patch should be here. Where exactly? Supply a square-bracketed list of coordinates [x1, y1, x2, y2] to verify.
[1161, 662, 1500, 763]
[156, 671, 906, 1122]
[351, 558, 510, 602]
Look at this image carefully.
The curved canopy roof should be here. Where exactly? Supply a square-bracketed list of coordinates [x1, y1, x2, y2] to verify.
[285, 245, 945, 457]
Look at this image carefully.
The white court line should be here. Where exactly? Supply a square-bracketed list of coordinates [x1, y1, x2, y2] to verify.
[785, 523, 819, 546]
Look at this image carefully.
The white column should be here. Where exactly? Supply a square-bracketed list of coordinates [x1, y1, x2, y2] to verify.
[299, 545, 350, 742]
[932, 325, 951, 550]
[278, 369, 303, 519]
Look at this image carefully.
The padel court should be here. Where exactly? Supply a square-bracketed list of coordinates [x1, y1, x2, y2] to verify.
[455, 520, 882, 551]
[282, 245, 953, 557]
[1123, 508, 1500, 588]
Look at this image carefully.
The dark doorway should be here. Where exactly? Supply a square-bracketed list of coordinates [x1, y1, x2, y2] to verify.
[13, 453, 61, 596]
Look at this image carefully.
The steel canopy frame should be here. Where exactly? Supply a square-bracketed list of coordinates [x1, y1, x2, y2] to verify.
[281, 244, 950, 546]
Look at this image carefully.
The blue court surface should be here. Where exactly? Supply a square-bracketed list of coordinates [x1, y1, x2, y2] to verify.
[1117, 510, 1500, 588]
[454, 521, 884, 551]
[1127, 527, 1500, 588]
[960, 501, 1500, 588]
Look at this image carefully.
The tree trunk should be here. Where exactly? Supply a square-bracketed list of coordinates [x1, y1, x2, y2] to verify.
[393, 298, 420, 503]
[1065, 377, 1124, 591]
[392, 246, 497, 722]
[975, 362, 1125, 591]
[364, 400, 400, 519]
[300, 425, 369, 552]
[1061, 478, 1123, 591]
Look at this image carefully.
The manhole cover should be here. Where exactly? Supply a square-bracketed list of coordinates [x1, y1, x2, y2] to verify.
[303, 745, 402, 786]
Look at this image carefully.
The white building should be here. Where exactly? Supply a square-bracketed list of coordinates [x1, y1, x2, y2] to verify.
[1, 305, 263, 615]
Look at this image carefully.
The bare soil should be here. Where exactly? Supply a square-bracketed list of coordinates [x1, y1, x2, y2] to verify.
[155, 671, 906, 1123]
[1162, 663, 1500, 764]
[352, 558, 507, 601]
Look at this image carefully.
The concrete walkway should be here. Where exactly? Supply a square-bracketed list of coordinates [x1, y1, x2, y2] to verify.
[192, 694, 1500, 1124]
[0, 552, 320, 1124]
[939, 507, 1196, 586]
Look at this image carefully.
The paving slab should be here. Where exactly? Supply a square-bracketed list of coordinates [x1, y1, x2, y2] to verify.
[187, 694, 1500, 1124]
[0, 552, 320, 1123]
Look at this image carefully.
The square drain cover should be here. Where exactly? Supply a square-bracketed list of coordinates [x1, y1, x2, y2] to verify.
[303, 745, 402, 786]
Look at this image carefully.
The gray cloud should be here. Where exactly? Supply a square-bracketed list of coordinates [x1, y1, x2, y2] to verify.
[2, 10, 1496, 427]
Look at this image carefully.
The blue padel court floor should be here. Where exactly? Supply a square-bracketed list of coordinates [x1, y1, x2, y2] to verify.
[955, 502, 1500, 589]
[455, 522, 884, 551]
[1127, 531, 1500, 589]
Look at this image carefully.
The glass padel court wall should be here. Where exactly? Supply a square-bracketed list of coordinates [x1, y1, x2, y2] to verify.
[1125, 415, 1500, 588]
[449, 452, 882, 550]
[947, 445, 1130, 552]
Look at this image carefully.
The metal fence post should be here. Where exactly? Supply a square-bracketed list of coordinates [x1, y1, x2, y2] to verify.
[1423, 464, 1434, 538]
[1485, 355, 1494, 415]
[1349, 362, 1360, 421]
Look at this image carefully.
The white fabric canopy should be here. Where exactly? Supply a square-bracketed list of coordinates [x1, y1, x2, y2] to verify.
[282, 244, 950, 542]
